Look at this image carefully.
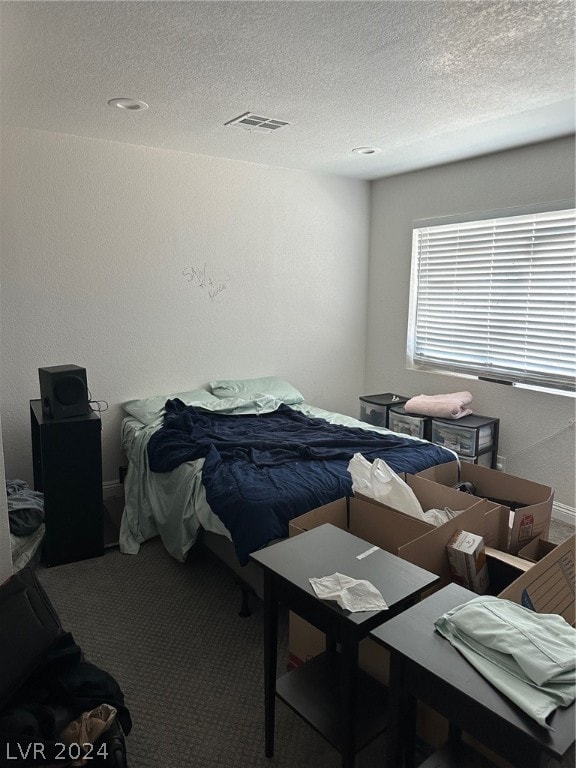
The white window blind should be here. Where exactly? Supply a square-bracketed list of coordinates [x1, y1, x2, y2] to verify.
[407, 206, 576, 394]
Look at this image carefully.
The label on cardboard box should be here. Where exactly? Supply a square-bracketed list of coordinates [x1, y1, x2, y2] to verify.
[446, 530, 489, 594]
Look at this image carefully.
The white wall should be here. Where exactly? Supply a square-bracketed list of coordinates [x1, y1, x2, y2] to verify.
[1, 127, 370, 484]
[367, 136, 576, 506]
[3, 128, 573, 509]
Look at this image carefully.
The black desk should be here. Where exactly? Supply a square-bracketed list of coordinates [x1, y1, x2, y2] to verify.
[250, 523, 440, 768]
[370, 583, 576, 768]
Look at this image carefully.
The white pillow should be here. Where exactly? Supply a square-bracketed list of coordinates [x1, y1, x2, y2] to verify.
[123, 389, 220, 425]
[208, 376, 305, 404]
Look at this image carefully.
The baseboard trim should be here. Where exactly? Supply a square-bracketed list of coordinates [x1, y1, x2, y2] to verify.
[103, 481, 124, 501]
[552, 502, 576, 526]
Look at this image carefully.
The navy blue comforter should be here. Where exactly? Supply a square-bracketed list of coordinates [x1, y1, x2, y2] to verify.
[148, 400, 454, 564]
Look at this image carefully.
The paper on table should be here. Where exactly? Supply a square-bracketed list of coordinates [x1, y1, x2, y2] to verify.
[309, 572, 388, 612]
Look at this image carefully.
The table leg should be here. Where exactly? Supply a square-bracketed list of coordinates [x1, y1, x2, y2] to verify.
[448, 721, 462, 744]
[263, 571, 278, 758]
[325, 634, 337, 660]
[386, 653, 413, 768]
[404, 687, 417, 768]
[340, 633, 359, 768]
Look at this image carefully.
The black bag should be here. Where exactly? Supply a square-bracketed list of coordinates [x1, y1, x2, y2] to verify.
[0, 567, 62, 709]
[0, 568, 129, 767]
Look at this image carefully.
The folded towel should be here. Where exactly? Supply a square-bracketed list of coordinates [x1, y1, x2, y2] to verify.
[404, 392, 473, 419]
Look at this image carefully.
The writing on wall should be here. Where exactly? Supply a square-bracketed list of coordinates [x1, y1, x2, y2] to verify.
[183, 264, 228, 301]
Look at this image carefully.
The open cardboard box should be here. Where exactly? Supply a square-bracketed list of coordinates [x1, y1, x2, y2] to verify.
[416, 462, 553, 553]
[288, 495, 432, 681]
[516, 536, 557, 563]
[288, 484, 499, 686]
[288, 485, 573, 756]
[500, 533, 575, 625]
[353, 471, 508, 550]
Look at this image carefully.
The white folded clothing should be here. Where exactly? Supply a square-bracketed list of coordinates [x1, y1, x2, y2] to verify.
[309, 572, 388, 612]
[405, 392, 473, 419]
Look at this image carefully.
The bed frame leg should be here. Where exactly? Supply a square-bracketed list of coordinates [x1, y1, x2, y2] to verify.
[238, 581, 252, 618]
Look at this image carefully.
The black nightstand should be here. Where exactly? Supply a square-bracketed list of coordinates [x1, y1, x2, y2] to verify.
[251, 523, 439, 768]
[30, 399, 104, 566]
[371, 584, 575, 768]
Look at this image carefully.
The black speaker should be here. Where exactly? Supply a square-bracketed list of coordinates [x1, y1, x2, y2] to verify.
[39, 365, 90, 419]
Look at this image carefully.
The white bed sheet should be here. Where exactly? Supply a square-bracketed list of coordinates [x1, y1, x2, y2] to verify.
[119, 401, 423, 562]
[10, 524, 45, 572]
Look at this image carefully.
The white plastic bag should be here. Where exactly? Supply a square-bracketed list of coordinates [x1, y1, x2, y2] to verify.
[422, 507, 463, 526]
[347, 453, 427, 521]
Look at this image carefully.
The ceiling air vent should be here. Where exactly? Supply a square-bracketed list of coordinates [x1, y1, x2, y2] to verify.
[225, 112, 291, 133]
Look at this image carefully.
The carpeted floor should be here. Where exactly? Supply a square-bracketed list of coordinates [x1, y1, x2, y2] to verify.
[36, 524, 575, 768]
[38, 539, 389, 768]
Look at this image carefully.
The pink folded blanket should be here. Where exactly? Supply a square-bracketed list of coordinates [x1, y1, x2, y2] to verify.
[404, 392, 473, 419]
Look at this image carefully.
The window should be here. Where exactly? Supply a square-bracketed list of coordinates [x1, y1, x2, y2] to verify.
[407, 204, 576, 395]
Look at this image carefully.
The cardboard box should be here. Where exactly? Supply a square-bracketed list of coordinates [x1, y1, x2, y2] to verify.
[288, 495, 434, 550]
[288, 494, 435, 685]
[289, 490, 574, 761]
[484, 547, 533, 574]
[288, 488, 498, 685]
[516, 536, 557, 563]
[354, 472, 508, 550]
[397, 499, 502, 589]
[356, 471, 486, 516]
[446, 530, 489, 594]
[500, 533, 575, 625]
[416, 462, 553, 553]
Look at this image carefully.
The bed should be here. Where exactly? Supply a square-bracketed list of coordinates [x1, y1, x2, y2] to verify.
[119, 377, 455, 609]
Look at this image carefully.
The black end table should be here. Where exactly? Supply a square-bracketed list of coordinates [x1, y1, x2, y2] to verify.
[250, 523, 440, 768]
[370, 583, 576, 768]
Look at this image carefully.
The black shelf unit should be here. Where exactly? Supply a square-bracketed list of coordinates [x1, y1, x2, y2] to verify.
[30, 399, 104, 566]
[360, 392, 500, 469]
[358, 393, 409, 429]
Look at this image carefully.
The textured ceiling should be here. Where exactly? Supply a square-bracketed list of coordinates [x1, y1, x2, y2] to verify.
[1, 1, 574, 180]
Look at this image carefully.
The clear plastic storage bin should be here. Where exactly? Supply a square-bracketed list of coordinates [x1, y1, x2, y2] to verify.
[359, 393, 408, 429]
[388, 407, 430, 439]
[431, 420, 495, 457]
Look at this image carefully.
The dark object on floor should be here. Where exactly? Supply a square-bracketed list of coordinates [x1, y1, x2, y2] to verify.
[452, 480, 476, 495]
[0, 567, 130, 766]
[5, 480, 44, 537]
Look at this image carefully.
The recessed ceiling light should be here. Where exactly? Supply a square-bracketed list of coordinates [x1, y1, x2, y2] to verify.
[351, 146, 382, 155]
[108, 98, 149, 111]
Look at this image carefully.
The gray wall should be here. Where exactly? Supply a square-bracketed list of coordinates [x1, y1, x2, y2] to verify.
[367, 136, 576, 506]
